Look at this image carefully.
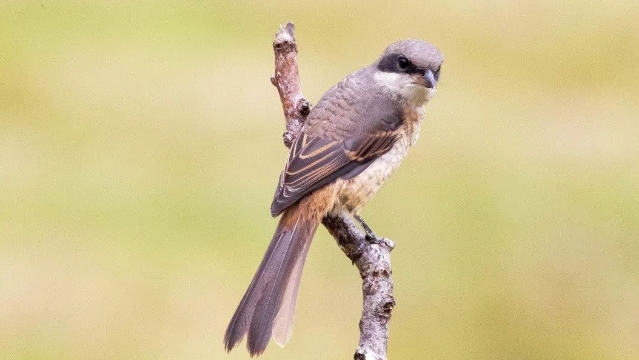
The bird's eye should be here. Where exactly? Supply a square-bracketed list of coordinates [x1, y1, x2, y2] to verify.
[397, 55, 410, 70]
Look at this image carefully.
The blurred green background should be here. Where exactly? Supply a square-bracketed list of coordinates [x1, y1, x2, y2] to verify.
[1, 1, 638, 359]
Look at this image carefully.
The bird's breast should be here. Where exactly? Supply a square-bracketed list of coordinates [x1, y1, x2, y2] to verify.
[334, 106, 424, 214]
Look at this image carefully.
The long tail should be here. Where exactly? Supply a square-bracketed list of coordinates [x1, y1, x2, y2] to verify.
[224, 201, 320, 356]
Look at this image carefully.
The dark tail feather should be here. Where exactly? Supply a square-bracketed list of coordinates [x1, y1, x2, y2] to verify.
[224, 204, 318, 356]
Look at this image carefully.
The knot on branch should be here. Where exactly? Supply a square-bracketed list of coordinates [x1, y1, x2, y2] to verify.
[300, 98, 311, 115]
[354, 349, 382, 360]
[378, 237, 395, 251]
[381, 297, 395, 317]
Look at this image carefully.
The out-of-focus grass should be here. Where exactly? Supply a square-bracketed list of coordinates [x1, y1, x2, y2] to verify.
[1, 1, 638, 359]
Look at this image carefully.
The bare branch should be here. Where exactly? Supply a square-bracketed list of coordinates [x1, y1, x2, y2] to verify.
[271, 22, 311, 148]
[322, 214, 395, 360]
[271, 22, 395, 360]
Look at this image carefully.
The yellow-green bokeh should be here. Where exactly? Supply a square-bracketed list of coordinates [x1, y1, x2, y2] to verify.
[1, 1, 638, 359]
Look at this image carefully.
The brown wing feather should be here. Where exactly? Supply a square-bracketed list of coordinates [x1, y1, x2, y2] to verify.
[270, 128, 401, 216]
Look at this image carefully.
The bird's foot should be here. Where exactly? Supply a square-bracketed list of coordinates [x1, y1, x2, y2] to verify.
[354, 214, 381, 244]
[365, 233, 382, 244]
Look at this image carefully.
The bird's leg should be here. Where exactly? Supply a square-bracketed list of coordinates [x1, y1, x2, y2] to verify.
[354, 214, 379, 243]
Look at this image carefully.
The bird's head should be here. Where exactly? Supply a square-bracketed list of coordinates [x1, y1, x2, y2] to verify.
[372, 39, 443, 106]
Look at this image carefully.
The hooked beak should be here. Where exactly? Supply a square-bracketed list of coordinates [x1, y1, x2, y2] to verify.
[424, 69, 437, 89]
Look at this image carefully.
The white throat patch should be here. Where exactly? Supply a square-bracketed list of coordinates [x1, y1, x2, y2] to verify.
[373, 72, 435, 107]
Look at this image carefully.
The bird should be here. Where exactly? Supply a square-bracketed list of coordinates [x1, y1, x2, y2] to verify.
[224, 39, 443, 357]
